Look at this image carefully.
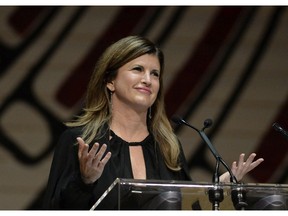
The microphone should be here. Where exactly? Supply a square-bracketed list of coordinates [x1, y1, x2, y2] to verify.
[203, 118, 213, 130]
[171, 116, 238, 183]
[172, 116, 248, 210]
[272, 123, 288, 140]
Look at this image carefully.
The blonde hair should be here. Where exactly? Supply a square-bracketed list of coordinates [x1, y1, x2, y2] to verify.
[67, 35, 181, 170]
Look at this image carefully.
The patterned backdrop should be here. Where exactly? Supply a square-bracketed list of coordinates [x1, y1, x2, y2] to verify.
[0, 6, 287, 209]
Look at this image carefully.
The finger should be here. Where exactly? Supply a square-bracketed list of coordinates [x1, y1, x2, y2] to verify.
[244, 153, 260, 172]
[231, 161, 237, 173]
[236, 153, 249, 178]
[247, 158, 264, 172]
[77, 137, 88, 159]
[92, 144, 108, 164]
[88, 142, 100, 160]
[98, 152, 112, 168]
[245, 153, 257, 165]
[237, 153, 245, 169]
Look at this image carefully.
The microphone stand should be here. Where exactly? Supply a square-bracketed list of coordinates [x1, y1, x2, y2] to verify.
[199, 127, 224, 210]
[200, 129, 247, 210]
[172, 117, 248, 210]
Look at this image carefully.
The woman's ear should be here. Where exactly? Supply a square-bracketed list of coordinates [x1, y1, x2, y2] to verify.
[106, 81, 115, 92]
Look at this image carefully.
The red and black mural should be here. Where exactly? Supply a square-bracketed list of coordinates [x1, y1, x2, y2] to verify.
[0, 6, 287, 209]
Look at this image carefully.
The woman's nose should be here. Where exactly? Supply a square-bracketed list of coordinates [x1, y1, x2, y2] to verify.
[141, 71, 152, 85]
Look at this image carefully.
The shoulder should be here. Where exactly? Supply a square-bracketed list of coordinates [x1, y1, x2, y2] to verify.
[55, 126, 84, 149]
[61, 126, 84, 138]
[62, 127, 83, 136]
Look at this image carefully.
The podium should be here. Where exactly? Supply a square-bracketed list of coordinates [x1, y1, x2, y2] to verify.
[90, 178, 288, 210]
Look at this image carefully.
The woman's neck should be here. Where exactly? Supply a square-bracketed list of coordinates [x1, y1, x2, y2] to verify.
[110, 108, 149, 142]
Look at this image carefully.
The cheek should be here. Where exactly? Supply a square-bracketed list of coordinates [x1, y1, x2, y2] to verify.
[151, 85, 160, 104]
[153, 81, 160, 93]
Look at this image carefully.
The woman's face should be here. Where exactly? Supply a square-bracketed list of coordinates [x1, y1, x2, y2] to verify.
[107, 54, 160, 112]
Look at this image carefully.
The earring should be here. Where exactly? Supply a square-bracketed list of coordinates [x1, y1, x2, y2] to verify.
[108, 91, 113, 113]
[148, 107, 152, 119]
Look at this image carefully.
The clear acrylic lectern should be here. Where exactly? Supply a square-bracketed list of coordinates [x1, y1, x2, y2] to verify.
[90, 178, 288, 210]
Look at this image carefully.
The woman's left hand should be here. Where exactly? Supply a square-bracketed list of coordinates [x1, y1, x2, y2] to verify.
[220, 153, 264, 183]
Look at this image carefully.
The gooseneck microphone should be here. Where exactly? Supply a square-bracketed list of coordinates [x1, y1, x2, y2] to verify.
[273, 123, 288, 140]
[172, 116, 248, 210]
[171, 116, 238, 184]
[203, 118, 213, 129]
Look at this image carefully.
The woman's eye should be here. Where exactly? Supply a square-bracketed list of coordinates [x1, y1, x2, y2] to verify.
[151, 71, 160, 77]
[133, 66, 142, 71]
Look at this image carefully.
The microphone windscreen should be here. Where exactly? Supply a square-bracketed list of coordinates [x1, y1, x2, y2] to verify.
[204, 119, 213, 128]
[171, 116, 183, 125]
[272, 123, 281, 132]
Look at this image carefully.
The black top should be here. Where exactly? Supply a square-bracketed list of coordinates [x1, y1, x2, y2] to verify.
[42, 126, 192, 210]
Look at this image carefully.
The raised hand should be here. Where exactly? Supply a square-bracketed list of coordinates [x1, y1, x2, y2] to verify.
[220, 153, 264, 183]
[77, 137, 111, 184]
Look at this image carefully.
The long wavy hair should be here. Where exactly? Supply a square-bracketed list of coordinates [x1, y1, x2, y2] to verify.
[67, 35, 181, 171]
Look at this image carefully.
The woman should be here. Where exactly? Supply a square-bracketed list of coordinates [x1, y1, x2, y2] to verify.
[43, 35, 264, 210]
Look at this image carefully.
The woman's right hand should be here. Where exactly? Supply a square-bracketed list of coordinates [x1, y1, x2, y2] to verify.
[77, 137, 111, 184]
